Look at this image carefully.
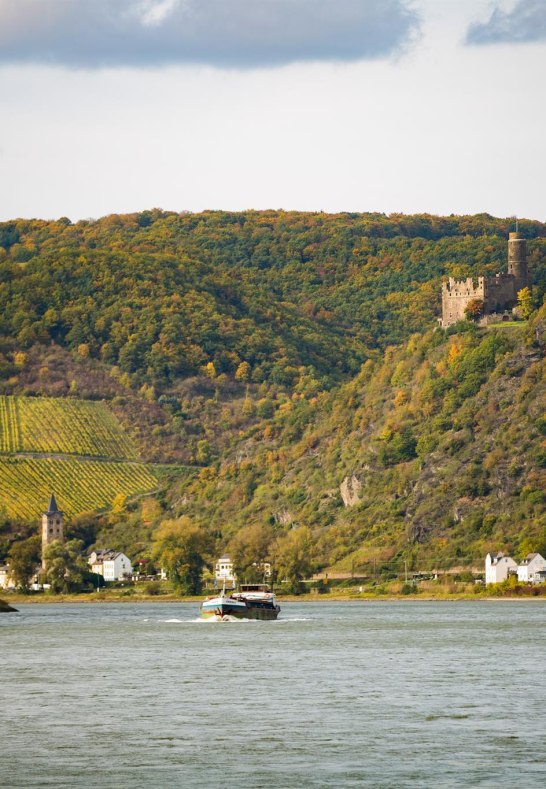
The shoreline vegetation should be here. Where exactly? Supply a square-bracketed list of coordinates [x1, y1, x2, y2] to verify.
[5, 581, 546, 605]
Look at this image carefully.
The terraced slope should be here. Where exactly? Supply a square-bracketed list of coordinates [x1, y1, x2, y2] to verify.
[0, 396, 19, 453]
[0, 457, 159, 520]
[0, 396, 159, 520]
[0, 396, 138, 459]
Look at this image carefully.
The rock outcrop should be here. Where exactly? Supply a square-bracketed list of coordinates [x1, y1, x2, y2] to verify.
[340, 474, 363, 508]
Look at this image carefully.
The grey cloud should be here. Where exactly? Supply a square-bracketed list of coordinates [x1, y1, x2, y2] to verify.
[466, 0, 546, 45]
[0, 0, 419, 69]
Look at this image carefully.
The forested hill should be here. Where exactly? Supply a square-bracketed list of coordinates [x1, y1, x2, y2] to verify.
[170, 308, 546, 572]
[1, 211, 545, 574]
[1, 211, 545, 391]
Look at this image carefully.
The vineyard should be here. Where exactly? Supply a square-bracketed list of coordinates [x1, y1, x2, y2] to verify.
[0, 396, 138, 459]
[0, 457, 159, 520]
[0, 396, 19, 452]
[0, 395, 161, 520]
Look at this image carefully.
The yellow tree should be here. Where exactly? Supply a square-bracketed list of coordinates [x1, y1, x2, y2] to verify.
[235, 361, 251, 382]
[152, 517, 210, 595]
[204, 361, 216, 379]
[517, 287, 533, 320]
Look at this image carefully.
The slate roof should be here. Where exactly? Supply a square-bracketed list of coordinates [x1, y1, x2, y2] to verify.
[45, 493, 62, 515]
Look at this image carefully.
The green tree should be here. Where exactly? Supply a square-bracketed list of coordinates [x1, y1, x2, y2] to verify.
[228, 523, 274, 583]
[152, 517, 210, 595]
[274, 526, 314, 595]
[196, 440, 212, 465]
[43, 539, 89, 594]
[378, 427, 417, 467]
[8, 535, 41, 590]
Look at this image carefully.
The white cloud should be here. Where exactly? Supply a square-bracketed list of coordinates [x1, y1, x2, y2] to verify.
[137, 0, 182, 29]
[466, 0, 546, 45]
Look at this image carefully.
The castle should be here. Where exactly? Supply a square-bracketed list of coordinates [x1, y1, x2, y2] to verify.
[440, 232, 528, 328]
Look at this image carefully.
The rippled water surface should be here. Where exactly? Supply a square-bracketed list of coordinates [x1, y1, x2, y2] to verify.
[2, 601, 546, 788]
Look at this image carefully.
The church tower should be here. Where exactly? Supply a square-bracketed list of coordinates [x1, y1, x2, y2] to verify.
[507, 231, 528, 292]
[42, 494, 64, 568]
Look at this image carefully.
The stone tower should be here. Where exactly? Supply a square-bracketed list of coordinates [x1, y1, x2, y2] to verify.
[42, 494, 64, 568]
[507, 231, 528, 292]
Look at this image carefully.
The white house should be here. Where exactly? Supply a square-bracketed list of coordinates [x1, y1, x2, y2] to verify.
[517, 553, 546, 584]
[88, 550, 133, 582]
[215, 554, 236, 588]
[0, 564, 14, 590]
[0, 563, 42, 590]
[485, 553, 518, 584]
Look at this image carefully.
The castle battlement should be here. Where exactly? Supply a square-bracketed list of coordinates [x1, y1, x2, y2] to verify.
[443, 277, 485, 297]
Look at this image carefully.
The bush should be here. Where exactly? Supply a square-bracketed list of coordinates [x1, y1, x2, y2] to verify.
[401, 582, 416, 595]
[378, 427, 417, 467]
[144, 581, 162, 596]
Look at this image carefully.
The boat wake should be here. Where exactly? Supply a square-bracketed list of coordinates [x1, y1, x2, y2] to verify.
[195, 615, 254, 623]
[146, 616, 313, 624]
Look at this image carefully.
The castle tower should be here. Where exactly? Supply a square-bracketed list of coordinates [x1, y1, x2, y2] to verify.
[42, 493, 64, 568]
[507, 231, 528, 291]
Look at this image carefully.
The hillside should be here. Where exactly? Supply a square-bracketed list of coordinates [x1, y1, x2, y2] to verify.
[0, 396, 159, 520]
[165, 309, 546, 572]
[1, 211, 545, 393]
[0, 210, 545, 572]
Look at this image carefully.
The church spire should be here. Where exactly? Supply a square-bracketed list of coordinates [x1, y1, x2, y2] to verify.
[46, 493, 60, 514]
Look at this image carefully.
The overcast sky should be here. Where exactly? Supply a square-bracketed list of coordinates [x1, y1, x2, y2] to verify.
[0, 0, 545, 222]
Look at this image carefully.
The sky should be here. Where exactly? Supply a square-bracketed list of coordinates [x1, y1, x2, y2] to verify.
[0, 0, 545, 222]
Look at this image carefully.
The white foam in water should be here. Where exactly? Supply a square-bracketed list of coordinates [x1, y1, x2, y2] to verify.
[190, 615, 254, 623]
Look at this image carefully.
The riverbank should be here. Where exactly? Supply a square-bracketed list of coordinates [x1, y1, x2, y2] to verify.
[5, 588, 546, 605]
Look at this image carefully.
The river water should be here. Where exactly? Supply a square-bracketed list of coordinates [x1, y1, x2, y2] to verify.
[2, 601, 546, 788]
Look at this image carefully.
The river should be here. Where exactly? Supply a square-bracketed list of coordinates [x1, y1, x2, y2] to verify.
[2, 601, 546, 787]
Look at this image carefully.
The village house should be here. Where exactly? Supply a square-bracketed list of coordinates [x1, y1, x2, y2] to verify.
[485, 553, 518, 584]
[88, 550, 133, 582]
[0, 564, 14, 590]
[517, 553, 546, 584]
[215, 554, 236, 588]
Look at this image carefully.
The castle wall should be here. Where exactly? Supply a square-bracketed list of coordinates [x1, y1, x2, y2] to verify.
[441, 277, 485, 328]
[483, 274, 517, 313]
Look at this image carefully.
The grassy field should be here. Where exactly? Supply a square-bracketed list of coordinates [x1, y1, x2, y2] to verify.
[0, 396, 138, 459]
[0, 456, 159, 519]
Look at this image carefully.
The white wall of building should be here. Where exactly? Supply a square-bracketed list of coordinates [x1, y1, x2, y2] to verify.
[215, 555, 236, 584]
[517, 554, 546, 583]
[485, 553, 517, 584]
[89, 552, 132, 581]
